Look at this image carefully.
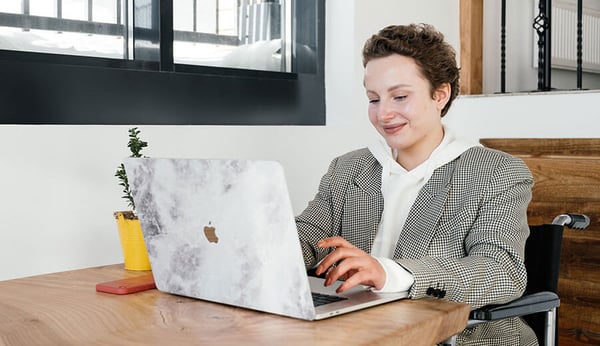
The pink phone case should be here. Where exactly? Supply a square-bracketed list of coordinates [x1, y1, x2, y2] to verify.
[96, 273, 156, 295]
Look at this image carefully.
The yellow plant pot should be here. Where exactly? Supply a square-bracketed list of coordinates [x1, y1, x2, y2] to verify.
[114, 211, 151, 271]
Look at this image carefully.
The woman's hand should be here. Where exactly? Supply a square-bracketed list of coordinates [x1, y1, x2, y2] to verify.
[315, 236, 386, 293]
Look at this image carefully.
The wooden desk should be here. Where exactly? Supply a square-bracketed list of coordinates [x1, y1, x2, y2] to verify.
[0, 264, 469, 345]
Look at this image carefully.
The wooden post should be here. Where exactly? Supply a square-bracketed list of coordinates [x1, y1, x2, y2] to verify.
[459, 0, 483, 95]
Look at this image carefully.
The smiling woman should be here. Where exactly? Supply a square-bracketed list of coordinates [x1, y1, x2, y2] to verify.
[0, 0, 325, 125]
[296, 23, 538, 346]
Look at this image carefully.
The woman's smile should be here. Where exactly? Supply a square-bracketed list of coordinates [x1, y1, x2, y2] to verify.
[382, 122, 406, 135]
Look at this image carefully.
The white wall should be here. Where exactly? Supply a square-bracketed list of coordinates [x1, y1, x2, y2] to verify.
[446, 90, 600, 140]
[1, 0, 598, 281]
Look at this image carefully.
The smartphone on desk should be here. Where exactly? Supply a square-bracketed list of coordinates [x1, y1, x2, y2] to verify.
[96, 273, 156, 295]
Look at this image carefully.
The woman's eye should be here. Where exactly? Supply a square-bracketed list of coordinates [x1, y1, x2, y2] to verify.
[368, 99, 380, 104]
[394, 95, 407, 101]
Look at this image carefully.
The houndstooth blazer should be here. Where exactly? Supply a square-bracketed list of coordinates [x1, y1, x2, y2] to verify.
[296, 146, 538, 345]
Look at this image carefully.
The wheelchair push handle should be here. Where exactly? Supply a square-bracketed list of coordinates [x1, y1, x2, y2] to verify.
[552, 213, 590, 229]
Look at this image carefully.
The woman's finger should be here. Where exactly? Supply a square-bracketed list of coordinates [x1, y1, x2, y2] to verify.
[317, 236, 354, 249]
[315, 246, 359, 276]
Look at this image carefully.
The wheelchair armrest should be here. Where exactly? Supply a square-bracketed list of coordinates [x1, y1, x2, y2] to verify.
[470, 291, 560, 321]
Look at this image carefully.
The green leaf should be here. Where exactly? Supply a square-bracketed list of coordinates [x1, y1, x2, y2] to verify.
[116, 127, 149, 211]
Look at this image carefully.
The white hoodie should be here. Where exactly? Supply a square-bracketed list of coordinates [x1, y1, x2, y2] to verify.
[367, 126, 480, 292]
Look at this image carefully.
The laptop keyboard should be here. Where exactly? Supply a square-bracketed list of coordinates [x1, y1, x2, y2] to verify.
[311, 292, 348, 307]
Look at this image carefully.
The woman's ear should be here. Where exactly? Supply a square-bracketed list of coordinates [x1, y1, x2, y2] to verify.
[433, 83, 451, 111]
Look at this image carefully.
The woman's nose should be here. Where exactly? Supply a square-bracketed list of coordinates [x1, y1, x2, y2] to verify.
[378, 100, 396, 122]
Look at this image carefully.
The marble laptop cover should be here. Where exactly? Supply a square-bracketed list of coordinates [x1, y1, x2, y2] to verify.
[124, 158, 407, 320]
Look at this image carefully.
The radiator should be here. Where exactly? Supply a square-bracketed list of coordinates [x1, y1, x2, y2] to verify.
[548, 0, 600, 73]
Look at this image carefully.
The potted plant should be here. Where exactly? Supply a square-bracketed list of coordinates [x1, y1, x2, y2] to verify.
[114, 127, 151, 271]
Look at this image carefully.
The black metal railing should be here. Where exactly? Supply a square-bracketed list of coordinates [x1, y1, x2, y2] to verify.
[533, 0, 552, 91]
[500, 0, 586, 92]
[577, 0, 583, 89]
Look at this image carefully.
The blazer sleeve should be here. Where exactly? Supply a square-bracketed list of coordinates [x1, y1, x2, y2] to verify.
[295, 157, 340, 268]
[398, 154, 533, 309]
[295, 149, 383, 269]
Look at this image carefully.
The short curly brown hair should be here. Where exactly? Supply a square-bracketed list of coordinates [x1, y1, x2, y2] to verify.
[362, 23, 460, 117]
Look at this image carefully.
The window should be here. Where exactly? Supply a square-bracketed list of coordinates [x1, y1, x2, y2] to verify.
[0, 0, 128, 59]
[173, 0, 292, 72]
[0, 0, 325, 125]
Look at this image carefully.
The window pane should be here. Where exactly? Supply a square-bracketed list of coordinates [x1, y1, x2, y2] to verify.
[30, 0, 57, 17]
[173, 0, 290, 72]
[62, 0, 87, 21]
[0, 0, 129, 59]
[93, 0, 119, 24]
[174, 0, 195, 32]
[0, 1, 20, 14]
[0, 27, 125, 58]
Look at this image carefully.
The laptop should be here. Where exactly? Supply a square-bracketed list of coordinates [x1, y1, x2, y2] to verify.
[124, 158, 407, 320]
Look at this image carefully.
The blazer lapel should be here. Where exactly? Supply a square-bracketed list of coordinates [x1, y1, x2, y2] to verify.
[394, 160, 456, 259]
[345, 157, 383, 252]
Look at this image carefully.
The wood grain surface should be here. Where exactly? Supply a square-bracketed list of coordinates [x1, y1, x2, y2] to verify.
[0, 264, 469, 346]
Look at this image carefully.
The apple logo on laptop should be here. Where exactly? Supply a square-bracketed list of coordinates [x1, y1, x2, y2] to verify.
[203, 222, 219, 243]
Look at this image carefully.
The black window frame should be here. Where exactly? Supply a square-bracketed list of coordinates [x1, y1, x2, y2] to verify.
[0, 0, 325, 125]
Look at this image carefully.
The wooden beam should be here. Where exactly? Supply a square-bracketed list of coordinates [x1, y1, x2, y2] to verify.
[459, 0, 483, 95]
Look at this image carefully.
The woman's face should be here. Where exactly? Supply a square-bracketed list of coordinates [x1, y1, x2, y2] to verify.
[364, 54, 449, 167]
